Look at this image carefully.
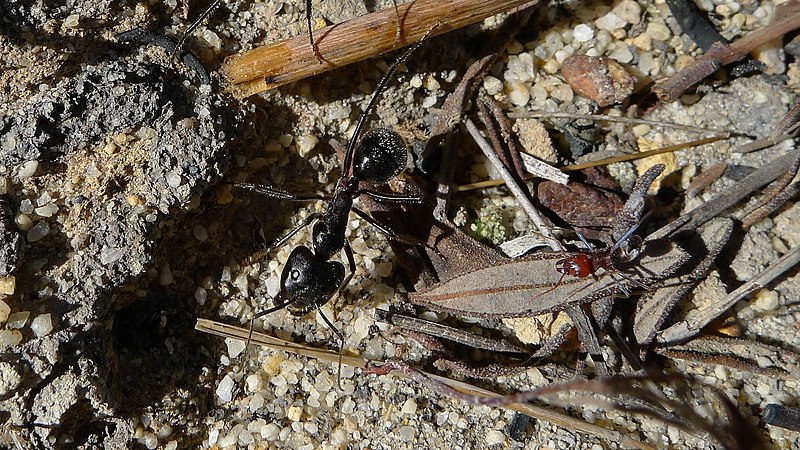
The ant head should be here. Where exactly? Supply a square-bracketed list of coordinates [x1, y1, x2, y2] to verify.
[280, 246, 345, 313]
[352, 128, 407, 184]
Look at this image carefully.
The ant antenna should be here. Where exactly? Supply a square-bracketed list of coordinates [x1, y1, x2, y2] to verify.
[312, 301, 347, 390]
[239, 295, 297, 375]
[342, 23, 440, 176]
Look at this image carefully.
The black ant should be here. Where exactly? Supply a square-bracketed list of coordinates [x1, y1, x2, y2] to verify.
[237, 29, 436, 374]
[172, 0, 400, 63]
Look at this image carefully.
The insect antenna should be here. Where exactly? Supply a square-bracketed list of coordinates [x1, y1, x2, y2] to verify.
[239, 295, 299, 374]
[311, 301, 346, 389]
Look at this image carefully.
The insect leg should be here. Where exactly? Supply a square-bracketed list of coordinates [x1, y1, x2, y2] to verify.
[351, 207, 421, 244]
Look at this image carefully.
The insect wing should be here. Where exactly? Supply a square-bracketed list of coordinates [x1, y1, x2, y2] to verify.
[409, 241, 690, 318]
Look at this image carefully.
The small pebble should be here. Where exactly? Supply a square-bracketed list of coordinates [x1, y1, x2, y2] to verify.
[31, 313, 53, 337]
[216, 374, 235, 402]
[225, 337, 246, 358]
[614, 0, 642, 24]
[401, 398, 417, 415]
[595, 12, 626, 31]
[646, 22, 671, 41]
[15, 213, 33, 231]
[0, 299, 9, 323]
[194, 287, 207, 305]
[192, 224, 209, 241]
[18, 161, 38, 179]
[397, 425, 415, 441]
[100, 247, 125, 265]
[287, 405, 303, 422]
[166, 171, 183, 188]
[485, 429, 506, 446]
[0, 330, 22, 348]
[483, 76, 503, 95]
[261, 423, 280, 440]
[26, 221, 50, 242]
[140, 432, 157, 450]
[573, 24, 595, 43]
[421, 95, 437, 108]
[561, 54, 634, 106]
[296, 135, 318, 156]
[64, 14, 80, 28]
[34, 203, 58, 217]
[6, 311, 29, 329]
[0, 276, 14, 296]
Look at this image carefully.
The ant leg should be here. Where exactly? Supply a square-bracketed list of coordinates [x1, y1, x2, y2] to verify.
[607, 272, 632, 297]
[329, 241, 356, 314]
[357, 188, 423, 204]
[339, 241, 357, 293]
[306, 0, 324, 63]
[351, 207, 421, 245]
[244, 213, 322, 265]
[390, 0, 401, 47]
[171, 0, 223, 61]
[235, 183, 329, 201]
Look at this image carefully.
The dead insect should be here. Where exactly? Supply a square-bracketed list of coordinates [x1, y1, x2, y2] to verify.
[408, 236, 687, 320]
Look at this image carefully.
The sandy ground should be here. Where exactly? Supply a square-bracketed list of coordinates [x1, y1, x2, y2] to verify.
[1, 0, 800, 448]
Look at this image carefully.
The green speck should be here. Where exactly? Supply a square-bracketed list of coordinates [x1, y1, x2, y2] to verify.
[469, 207, 506, 245]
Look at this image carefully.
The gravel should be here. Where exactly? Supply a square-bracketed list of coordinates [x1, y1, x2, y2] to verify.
[1, 0, 798, 448]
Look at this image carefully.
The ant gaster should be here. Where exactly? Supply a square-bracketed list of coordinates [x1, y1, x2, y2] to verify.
[237, 30, 435, 364]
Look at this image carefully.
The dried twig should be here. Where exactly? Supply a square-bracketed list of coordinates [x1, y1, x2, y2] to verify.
[686, 162, 727, 198]
[464, 117, 563, 251]
[740, 153, 800, 228]
[650, 149, 800, 240]
[195, 318, 656, 449]
[658, 245, 800, 344]
[508, 111, 738, 137]
[733, 121, 800, 153]
[221, 0, 535, 96]
[653, 11, 800, 102]
[455, 135, 727, 192]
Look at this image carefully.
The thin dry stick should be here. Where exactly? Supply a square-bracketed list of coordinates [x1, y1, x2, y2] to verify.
[464, 117, 563, 251]
[455, 135, 727, 192]
[741, 153, 800, 228]
[650, 149, 800, 240]
[508, 111, 736, 136]
[195, 319, 655, 450]
[221, 0, 535, 97]
[734, 121, 800, 153]
[658, 246, 800, 344]
[653, 11, 800, 102]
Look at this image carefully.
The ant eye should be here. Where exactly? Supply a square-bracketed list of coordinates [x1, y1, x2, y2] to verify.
[291, 269, 301, 281]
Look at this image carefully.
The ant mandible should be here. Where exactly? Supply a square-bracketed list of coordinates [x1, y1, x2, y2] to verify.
[237, 29, 434, 360]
